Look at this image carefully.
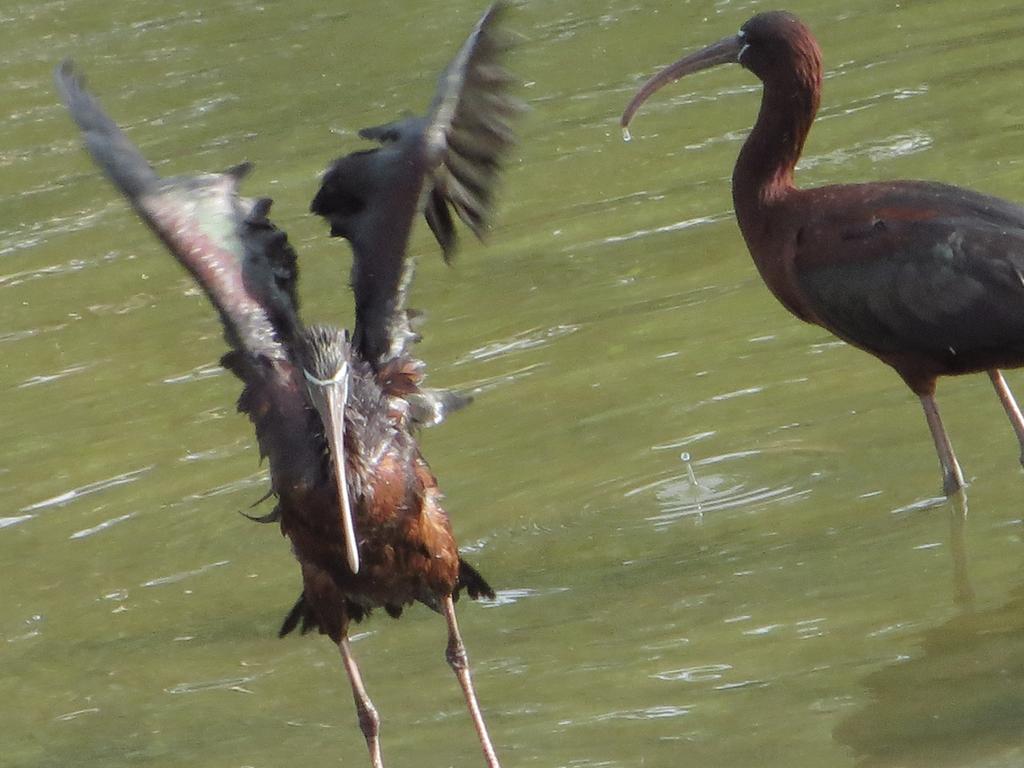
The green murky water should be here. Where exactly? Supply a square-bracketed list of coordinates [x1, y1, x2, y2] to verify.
[6, 1, 1024, 766]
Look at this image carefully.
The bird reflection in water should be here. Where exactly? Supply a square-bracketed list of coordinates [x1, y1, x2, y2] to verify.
[835, 565, 1024, 767]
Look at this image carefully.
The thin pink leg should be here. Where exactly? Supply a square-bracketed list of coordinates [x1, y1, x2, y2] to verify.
[441, 595, 501, 768]
[339, 635, 384, 768]
[919, 394, 965, 496]
[988, 369, 1024, 467]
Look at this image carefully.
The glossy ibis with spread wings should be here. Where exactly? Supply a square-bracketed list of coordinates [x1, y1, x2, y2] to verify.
[57, 4, 517, 766]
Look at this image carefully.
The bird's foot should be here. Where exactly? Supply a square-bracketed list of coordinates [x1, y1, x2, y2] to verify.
[446, 637, 469, 672]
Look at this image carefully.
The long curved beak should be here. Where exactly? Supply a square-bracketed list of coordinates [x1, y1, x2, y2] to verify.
[305, 364, 360, 575]
[621, 34, 744, 131]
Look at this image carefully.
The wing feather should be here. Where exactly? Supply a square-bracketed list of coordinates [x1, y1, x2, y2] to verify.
[56, 60, 301, 364]
[310, 1, 520, 369]
[794, 183, 1024, 367]
[57, 61, 323, 487]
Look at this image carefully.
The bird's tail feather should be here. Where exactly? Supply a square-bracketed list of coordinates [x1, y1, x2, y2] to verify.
[457, 558, 496, 601]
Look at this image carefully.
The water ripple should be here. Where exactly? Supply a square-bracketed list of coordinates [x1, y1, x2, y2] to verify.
[18, 363, 94, 389]
[742, 623, 783, 637]
[653, 663, 732, 682]
[460, 363, 546, 396]
[593, 704, 692, 722]
[455, 325, 579, 364]
[629, 459, 812, 528]
[0, 324, 67, 345]
[162, 362, 225, 384]
[710, 386, 764, 402]
[183, 471, 268, 501]
[20, 466, 154, 513]
[179, 441, 249, 463]
[481, 587, 570, 608]
[86, 293, 153, 317]
[648, 479, 809, 528]
[651, 431, 717, 452]
[596, 211, 731, 247]
[54, 707, 100, 722]
[165, 673, 260, 695]
[714, 679, 770, 692]
[142, 559, 230, 588]
[0, 515, 33, 530]
[0, 207, 122, 262]
[799, 131, 933, 171]
[5, 614, 43, 643]
[69, 513, 135, 540]
[889, 495, 948, 515]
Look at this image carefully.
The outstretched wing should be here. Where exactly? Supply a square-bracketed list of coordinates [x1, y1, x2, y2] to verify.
[56, 61, 321, 485]
[310, 1, 519, 369]
[56, 60, 301, 364]
[417, 0, 520, 253]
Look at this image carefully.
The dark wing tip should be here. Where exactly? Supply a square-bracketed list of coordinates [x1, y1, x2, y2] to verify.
[240, 507, 281, 524]
[278, 593, 309, 638]
[59, 64, 301, 365]
[248, 196, 273, 222]
[226, 161, 254, 183]
[316, 3, 521, 369]
[358, 120, 405, 144]
[458, 558, 496, 601]
[422, 0, 522, 255]
[54, 58, 77, 96]
[55, 59, 160, 200]
[424, 185, 458, 261]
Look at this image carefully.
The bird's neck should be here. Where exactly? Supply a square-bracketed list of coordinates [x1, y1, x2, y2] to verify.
[732, 78, 819, 241]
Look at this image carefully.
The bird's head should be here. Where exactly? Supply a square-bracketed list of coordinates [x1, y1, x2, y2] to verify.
[736, 12, 822, 91]
[300, 325, 361, 574]
[309, 151, 377, 240]
[309, 118, 426, 240]
[621, 11, 822, 131]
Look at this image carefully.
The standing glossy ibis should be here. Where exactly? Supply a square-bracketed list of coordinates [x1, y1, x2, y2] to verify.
[56, 4, 517, 766]
[621, 11, 1024, 496]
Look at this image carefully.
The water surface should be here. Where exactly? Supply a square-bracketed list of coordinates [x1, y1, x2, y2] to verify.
[5, 1, 1024, 766]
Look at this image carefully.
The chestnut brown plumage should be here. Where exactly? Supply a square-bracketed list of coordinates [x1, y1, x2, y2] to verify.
[56, 4, 517, 766]
[622, 11, 1024, 496]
